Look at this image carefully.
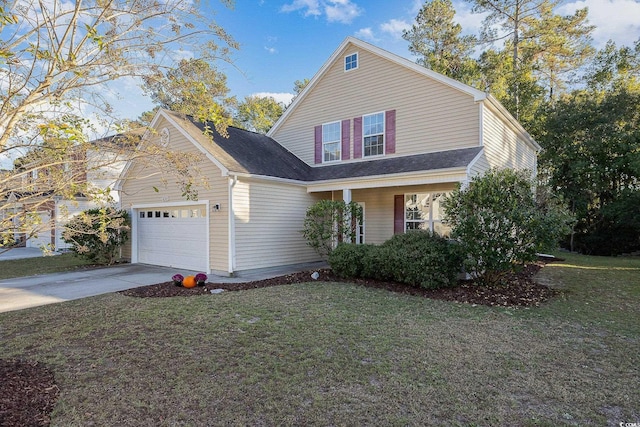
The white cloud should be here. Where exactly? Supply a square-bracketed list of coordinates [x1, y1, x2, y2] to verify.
[281, 0, 362, 24]
[558, 0, 640, 48]
[281, 0, 322, 17]
[451, 1, 487, 36]
[252, 92, 295, 105]
[355, 27, 377, 42]
[379, 19, 411, 39]
[325, 0, 362, 24]
[264, 46, 278, 54]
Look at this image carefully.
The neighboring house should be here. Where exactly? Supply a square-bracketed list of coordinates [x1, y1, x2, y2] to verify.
[116, 37, 540, 275]
[0, 133, 134, 250]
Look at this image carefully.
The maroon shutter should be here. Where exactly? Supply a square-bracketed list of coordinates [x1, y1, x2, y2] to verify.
[341, 119, 350, 160]
[353, 116, 362, 159]
[394, 195, 404, 234]
[314, 125, 322, 164]
[385, 109, 396, 154]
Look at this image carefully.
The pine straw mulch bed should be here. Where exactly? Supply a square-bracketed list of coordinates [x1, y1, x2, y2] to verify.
[1, 259, 560, 427]
[118, 260, 559, 308]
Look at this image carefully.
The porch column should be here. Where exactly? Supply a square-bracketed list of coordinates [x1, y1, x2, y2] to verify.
[342, 188, 351, 204]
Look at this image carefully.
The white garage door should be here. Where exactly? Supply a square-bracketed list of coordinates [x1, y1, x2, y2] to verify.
[26, 211, 52, 249]
[136, 205, 208, 271]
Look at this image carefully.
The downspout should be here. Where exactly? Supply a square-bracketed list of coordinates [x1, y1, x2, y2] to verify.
[228, 175, 238, 276]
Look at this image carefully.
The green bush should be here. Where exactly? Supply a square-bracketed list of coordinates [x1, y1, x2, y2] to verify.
[301, 200, 363, 260]
[62, 207, 130, 265]
[328, 243, 376, 278]
[379, 230, 463, 289]
[328, 231, 463, 290]
[443, 168, 574, 285]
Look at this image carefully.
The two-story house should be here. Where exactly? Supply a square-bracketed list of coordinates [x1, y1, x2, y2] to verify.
[116, 37, 540, 275]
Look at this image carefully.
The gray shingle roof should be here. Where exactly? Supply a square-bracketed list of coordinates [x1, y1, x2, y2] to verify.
[187, 117, 480, 183]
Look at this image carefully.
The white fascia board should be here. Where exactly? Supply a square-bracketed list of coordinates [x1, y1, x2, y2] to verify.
[306, 168, 468, 192]
[466, 147, 486, 176]
[228, 172, 307, 187]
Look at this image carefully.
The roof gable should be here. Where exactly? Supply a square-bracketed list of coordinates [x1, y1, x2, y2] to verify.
[268, 37, 488, 137]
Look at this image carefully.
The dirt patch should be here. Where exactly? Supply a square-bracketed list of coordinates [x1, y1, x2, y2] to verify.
[0, 359, 59, 427]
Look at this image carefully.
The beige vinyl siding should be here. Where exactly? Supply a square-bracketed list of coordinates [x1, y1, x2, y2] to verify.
[233, 178, 323, 271]
[119, 116, 229, 273]
[348, 183, 457, 245]
[481, 104, 537, 175]
[466, 149, 490, 180]
[272, 44, 480, 164]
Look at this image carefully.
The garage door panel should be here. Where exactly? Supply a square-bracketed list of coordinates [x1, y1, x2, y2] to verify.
[136, 206, 208, 271]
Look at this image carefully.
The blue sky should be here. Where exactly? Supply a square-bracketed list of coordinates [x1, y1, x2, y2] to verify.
[120, 0, 640, 119]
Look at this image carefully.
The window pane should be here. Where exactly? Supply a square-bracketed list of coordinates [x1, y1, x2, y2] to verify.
[324, 141, 340, 162]
[363, 113, 384, 136]
[140, 212, 145, 218]
[322, 122, 340, 142]
[364, 135, 384, 156]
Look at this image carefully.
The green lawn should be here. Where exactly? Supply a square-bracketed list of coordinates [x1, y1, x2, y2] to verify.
[0, 253, 95, 280]
[1, 253, 638, 426]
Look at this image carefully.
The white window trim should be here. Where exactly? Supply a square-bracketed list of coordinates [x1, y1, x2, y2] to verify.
[322, 120, 342, 163]
[362, 111, 386, 158]
[344, 52, 358, 72]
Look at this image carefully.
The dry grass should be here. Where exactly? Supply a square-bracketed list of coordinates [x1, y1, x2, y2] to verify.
[1, 253, 639, 426]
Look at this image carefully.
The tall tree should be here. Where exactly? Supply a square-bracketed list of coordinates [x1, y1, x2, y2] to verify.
[142, 58, 233, 135]
[403, 0, 479, 85]
[467, 0, 555, 118]
[0, 0, 237, 150]
[232, 95, 283, 134]
[537, 40, 640, 254]
[522, 6, 595, 101]
[0, 0, 236, 249]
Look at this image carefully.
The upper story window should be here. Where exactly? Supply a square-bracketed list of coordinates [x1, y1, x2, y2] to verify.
[363, 112, 384, 157]
[345, 53, 358, 71]
[322, 121, 341, 162]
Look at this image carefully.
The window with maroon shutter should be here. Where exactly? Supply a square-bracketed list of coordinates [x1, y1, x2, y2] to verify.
[341, 119, 350, 160]
[353, 117, 362, 159]
[385, 109, 396, 154]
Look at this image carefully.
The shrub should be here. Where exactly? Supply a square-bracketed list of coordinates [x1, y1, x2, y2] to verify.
[301, 200, 363, 260]
[329, 231, 463, 289]
[328, 243, 376, 278]
[442, 168, 574, 285]
[62, 207, 130, 265]
[378, 230, 463, 289]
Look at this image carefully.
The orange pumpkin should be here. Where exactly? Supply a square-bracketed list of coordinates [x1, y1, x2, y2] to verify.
[182, 275, 197, 288]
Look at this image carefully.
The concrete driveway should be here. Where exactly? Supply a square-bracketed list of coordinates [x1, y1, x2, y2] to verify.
[0, 261, 327, 314]
[0, 264, 200, 313]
